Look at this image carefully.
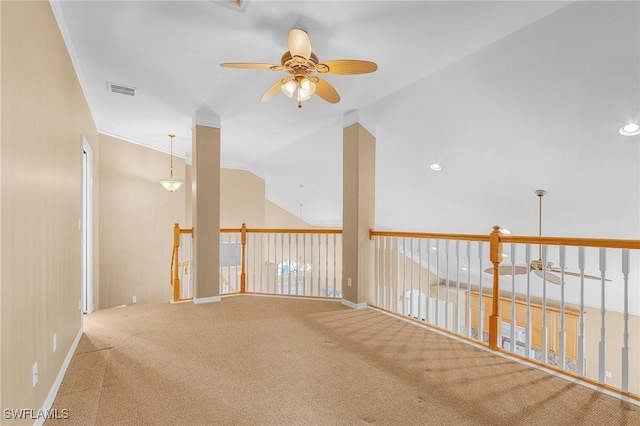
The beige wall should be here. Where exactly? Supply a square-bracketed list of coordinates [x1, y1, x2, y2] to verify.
[1, 1, 99, 419]
[98, 161, 310, 307]
[221, 168, 264, 228]
[219, 167, 317, 230]
[1, 0, 4, 410]
[99, 133, 185, 308]
[265, 199, 313, 229]
[184, 165, 193, 228]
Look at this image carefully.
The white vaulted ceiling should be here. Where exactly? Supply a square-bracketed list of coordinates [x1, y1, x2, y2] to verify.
[52, 1, 639, 237]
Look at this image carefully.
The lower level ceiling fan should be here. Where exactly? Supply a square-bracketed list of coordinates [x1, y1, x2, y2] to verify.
[484, 190, 608, 285]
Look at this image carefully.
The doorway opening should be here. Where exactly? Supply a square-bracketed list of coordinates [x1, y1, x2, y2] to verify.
[82, 136, 94, 314]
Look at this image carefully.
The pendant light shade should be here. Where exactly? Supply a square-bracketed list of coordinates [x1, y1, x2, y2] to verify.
[160, 134, 183, 192]
[160, 179, 183, 192]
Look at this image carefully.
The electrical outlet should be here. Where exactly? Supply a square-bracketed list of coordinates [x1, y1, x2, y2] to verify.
[606, 371, 612, 378]
[53, 333, 57, 353]
[32, 362, 38, 387]
[347, 278, 352, 287]
[132, 296, 137, 304]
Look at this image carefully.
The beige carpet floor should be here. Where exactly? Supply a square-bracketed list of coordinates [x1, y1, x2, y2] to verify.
[46, 295, 640, 425]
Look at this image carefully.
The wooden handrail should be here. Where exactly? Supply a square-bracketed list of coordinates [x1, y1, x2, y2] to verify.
[369, 229, 640, 249]
[500, 235, 640, 249]
[369, 229, 489, 242]
[221, 227, 342, 234]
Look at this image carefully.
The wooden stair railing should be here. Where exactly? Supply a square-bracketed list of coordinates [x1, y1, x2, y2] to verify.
[171, 223, 194, 302]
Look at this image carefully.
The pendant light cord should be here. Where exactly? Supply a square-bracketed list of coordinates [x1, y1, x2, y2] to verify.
[169, 134, 175, 180]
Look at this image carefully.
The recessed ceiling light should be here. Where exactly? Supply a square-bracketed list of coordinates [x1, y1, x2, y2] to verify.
[619, 123, 640, 136]
[461, 267, 468, 271]
[500, 229, 511, 235]
[502, 253, 509, 258]
[430, 163, 442, 171]
[430, 247, 437, 251]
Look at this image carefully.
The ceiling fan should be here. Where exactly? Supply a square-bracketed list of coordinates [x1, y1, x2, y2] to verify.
[220, 28, 378, 108]
[484, 189, 608, 285]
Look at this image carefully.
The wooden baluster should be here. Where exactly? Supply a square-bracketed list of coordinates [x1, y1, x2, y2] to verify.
[402, 237, 407, 316]
[598, 247, 607, 384]
[445, 240, 450, 330]
[478, 241, 484, 341]
[435, 239, 440, 326]
[510, 243, 516, 353]
[578, 246, 586, 376]
[525, 244, 532, 358]
[426, 238, 431, 323]
[466, 241, 471, 337]
[455, 240, 460, 333]
[622, 248, 630, 392]
[559, 245, 566, 370]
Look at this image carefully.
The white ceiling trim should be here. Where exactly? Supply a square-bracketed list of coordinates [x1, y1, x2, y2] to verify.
[99, 131, 186, 160]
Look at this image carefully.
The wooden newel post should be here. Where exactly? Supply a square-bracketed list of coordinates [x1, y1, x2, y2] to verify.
[240, 223, 247, 293]
[173, 223, 181, 302]
[489, 225, 503, 350]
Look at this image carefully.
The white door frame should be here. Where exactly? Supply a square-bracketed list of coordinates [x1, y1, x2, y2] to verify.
[82, 136, 94, 314]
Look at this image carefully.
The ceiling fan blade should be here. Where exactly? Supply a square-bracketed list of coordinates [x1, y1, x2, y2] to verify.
[260, 80, 282, 102]
[483, 265, 529, 275]
[550, 269, 611, 281]
[315, 78, 340, 103]
[220, 63, 279, 70]
[288, 28, 311, 61]
[534, 269, 563, 285]
[316, 59, 378, 75]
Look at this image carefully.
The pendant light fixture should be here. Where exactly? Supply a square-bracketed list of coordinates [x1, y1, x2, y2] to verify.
[160, 133, 183, 192]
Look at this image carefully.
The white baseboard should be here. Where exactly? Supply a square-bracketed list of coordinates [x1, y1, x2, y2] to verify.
[193, 296, 221, 304]
[34, 326, 83, 426]
[341, 299, 367, 310]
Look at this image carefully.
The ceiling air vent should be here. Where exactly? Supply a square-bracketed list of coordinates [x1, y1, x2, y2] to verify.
[107, 82, 136, 96]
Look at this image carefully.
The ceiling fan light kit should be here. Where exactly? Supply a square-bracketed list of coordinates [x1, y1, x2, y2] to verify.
[221, 28, 378, 108]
